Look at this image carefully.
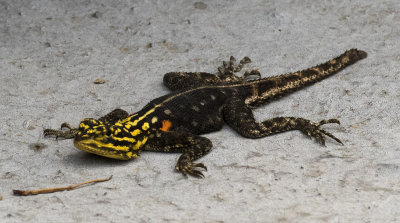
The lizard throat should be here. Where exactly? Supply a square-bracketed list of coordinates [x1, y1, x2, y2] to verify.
[73, 136, 141, 160]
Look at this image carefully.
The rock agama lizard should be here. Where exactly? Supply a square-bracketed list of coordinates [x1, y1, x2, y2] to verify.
[44, 49, 367, 177]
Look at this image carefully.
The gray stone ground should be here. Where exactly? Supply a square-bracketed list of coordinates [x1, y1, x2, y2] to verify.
[1, 0, 400, 222]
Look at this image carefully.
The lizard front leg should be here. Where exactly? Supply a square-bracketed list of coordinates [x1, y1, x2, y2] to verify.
[143, 129, 212, 178]
[43, 122, 78, 139]
[223, 97, 342, 145]
[44, 108, 129, 139]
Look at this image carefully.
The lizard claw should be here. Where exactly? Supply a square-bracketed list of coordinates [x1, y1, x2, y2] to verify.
[60, 122, 76, 130]
[192, 162, 207, 171]
[301, 118, 343, 145]
[218, 56, 253, 76]
[176, 161, 207, 178]
[44, 122, 78, 139]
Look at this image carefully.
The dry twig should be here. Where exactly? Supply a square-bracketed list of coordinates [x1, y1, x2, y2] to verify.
[13, 176, 112, 196]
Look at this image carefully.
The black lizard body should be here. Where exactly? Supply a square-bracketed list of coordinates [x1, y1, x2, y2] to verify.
[44, 49, 367, 177]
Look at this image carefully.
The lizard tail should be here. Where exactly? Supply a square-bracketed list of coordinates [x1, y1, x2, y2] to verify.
[244, 49, 367, 107]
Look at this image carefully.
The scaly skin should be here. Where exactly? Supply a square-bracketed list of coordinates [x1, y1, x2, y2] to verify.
[44, 49, 367, 178]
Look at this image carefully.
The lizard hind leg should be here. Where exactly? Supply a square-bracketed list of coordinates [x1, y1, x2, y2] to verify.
[218, 56, 261, 81]
[222, 97, 343, 145]
[163, 56, 259, 91]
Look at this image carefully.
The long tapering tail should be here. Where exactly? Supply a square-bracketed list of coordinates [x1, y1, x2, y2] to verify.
[244, 49, 367, 107]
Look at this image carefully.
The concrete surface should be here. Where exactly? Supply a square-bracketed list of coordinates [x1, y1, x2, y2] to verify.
[1, 0, 400, 222]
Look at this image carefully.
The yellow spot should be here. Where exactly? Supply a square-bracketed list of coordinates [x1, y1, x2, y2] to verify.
[160, 120, 172, 132]
[142, 137, 148, 145]
[115, 123, 123, 126]
[151, 116, 158, 124]
[133, 141, 142, 150]
[131, 153, 138, 158]
[142, 122, 150, 131]
[114, 128, 121, 135]
[125, 124, 131, 129]
[126, 152, 138, 159]
[131, 129, 141, 136]
[79, 123, 89, 129]
[111, 135, 136, 143]
[126, 152, 133, 158]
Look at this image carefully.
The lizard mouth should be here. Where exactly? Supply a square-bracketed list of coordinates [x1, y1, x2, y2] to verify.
[73, 137, 136, 160]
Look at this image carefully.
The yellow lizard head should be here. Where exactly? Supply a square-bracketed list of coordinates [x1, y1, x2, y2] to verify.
[73, 118, 140, 160]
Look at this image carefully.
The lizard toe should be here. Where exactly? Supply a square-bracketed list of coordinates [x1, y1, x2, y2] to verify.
[301, 120, 342, 145]
[176, 161, 207, 178]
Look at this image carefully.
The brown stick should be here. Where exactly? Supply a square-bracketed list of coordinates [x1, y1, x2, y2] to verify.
[13, 176, 112, 196]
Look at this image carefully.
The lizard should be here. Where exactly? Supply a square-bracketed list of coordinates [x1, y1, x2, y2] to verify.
[44, 49, 367, 178]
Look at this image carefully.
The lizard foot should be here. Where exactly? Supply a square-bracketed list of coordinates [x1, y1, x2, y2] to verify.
[44, 122, 78, 139]
[300, 118, 343, 146]
[217, 56, 261, 82]
[176, 161, 207, 178]
[218, 56, 252, 76]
